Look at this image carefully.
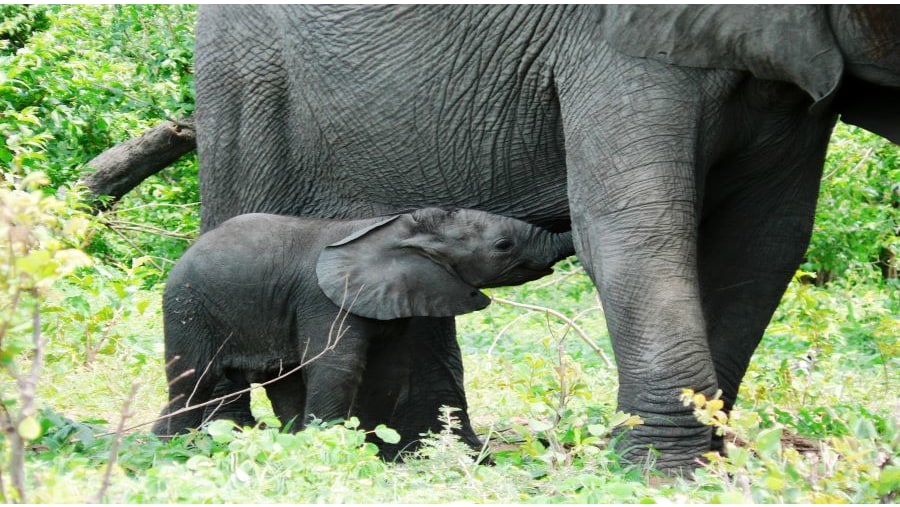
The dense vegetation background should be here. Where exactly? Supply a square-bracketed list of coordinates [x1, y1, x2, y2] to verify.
[1, 5, 897, 503]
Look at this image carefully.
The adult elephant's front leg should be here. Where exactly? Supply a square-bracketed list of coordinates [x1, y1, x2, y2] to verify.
[559, 60, 720, 471]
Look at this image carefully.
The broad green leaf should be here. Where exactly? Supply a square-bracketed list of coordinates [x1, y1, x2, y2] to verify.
[64, 295, 90, 314]
[587, 423, 608, 436]
[755, 426, 783, 458]
[206, 419, 236, 442]
[528, 419, 553, 432]
[373, 424, 400, 444]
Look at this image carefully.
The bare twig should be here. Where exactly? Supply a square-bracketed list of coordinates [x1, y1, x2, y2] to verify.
[185, 335, 232, 408]
[102, 202, 200, 216]
[491, 296, 612, 368]
[823, 147, 873, 181]
[90, 383, 139, 504]
[103, 224, 165, 272]
[531, 265, 585, 289]
[103, 221, 195, 241]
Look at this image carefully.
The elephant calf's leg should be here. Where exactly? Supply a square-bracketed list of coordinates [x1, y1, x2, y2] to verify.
[265, 370, 307, 431]
[356, 317, 483, 460]
[301, 326, 371, 425]
[201, 377, 257, 428]
[153, 353, 219, 436]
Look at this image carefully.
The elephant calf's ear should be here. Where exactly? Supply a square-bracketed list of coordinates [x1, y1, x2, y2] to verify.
[315, 215, 491, 320]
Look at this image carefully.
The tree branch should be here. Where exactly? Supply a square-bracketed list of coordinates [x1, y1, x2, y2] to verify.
[80, 117, 196, 211]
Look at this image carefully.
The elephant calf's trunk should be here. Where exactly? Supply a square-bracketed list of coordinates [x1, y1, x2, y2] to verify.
[541, 229, 575, 264]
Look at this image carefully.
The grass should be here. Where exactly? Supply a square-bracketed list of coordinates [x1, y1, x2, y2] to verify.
[5, 257, 896, 503]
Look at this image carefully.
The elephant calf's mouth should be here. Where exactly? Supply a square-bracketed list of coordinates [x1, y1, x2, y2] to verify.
[481, 265, 554, 288]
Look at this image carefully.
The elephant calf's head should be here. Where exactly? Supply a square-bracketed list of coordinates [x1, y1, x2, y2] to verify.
[316, 207, 574, 320]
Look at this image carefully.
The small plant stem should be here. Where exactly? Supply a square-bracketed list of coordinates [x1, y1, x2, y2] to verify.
[103, 224, 165, 272]
[5, 297, 43, 503]
[487, 313, 530, 357]
[0, 405, 11, 503]
[90, 382, 139, 504]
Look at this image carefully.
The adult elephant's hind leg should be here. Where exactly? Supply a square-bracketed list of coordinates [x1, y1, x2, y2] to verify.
[698, 119, 833, 452]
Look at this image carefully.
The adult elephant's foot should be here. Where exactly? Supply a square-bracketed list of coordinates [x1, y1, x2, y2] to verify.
[614, 400, 714, 473]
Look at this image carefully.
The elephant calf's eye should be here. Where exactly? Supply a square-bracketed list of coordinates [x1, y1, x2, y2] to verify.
[494, 238, 514, 252]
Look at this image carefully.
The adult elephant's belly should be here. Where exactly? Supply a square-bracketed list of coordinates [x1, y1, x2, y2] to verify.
[301, 89, 571, 231]
[282, 6, 571, 231]
[338, 124, 571, 231]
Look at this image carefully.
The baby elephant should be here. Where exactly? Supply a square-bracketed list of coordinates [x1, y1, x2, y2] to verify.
[153, 207, 573, 436]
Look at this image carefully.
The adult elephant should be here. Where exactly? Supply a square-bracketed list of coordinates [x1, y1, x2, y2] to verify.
[193, 5, 900, 470]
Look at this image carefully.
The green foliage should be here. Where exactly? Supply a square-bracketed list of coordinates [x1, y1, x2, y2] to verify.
[685, 390, 898, 503]
[1, 5, 198, 280]
[0, 5, 50, 56]
[0, 173, 93, 501]
[805, 122, 900, 282]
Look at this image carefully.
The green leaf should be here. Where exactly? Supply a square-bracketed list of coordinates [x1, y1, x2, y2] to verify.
[716, 491, 748, 504]
[185, 454, 213, 471]
[64, 295, 90, 314]
[755, 426, 783, 459]
[205, 419, 236, 443]
[18, 415, 42, 440]
[373, 424, 400, 444]
[877, 465, 900, 496]
[587, 423, 608, 436]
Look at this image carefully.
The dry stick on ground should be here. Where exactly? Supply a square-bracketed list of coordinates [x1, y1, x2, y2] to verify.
[490, 296, 613, 368]
[109, 282, 364, 437]
[89, 382, 139, 504]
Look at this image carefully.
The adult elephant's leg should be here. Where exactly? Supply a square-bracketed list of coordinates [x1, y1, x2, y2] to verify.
[558, 59, 722, 470]
[355, 317, 481, 459]
[698, 115, 834, 452]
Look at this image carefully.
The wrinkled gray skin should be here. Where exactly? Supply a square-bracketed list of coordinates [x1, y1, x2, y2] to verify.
[153, 208, 574, 440]
[194, 5, 900, 469]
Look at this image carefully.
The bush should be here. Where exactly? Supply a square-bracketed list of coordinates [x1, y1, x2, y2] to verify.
[0, 5, 198, 280]
[804, 122, 899, 283]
